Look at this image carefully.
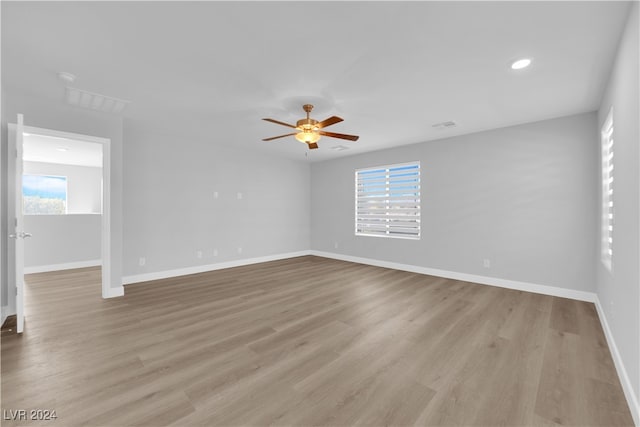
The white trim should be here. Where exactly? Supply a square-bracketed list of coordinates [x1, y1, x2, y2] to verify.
[309, 250, 596, 302]
[100, 138, 112, 299]
[122, 251, 312, 285]
[595, 297, 640, 426]
[104, 286, 124, 298]
[355, 160, 421, 173]
[22, 126, 110, 145]
[24, 260, 101, 274]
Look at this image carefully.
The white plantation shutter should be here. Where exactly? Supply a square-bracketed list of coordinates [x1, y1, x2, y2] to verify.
[601, 109, 614, 270]
[355, 162, 420, 239]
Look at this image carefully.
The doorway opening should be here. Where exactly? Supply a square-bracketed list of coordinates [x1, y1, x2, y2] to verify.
[23, 133, 104, 273]
[7, 121, 112, 333]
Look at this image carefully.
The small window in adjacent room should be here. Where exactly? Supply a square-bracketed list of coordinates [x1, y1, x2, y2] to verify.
[23, 174, 68, 215]
[601, 108, 614, 271]
[355, 161, 420, 239]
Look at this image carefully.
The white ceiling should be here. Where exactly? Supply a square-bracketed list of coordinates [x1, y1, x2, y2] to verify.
[23, 133, 103, 168]
[2, 1, 631, 162]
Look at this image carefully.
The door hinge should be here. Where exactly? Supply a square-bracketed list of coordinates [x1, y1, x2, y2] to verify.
[15, 286, 18, 295]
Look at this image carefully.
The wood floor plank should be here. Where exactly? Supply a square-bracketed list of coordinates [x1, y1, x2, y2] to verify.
[1, 256, 633, 426]
[535, 328, 588, 425]
[549, 296, 580, 334]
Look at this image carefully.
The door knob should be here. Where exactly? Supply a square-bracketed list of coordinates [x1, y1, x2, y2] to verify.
[9, 232, 32, 239]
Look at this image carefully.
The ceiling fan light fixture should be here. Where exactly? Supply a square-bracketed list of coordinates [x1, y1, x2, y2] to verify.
[295, 130, 320, 144]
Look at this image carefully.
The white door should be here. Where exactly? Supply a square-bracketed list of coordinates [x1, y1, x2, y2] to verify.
[10, 114, 29, 333]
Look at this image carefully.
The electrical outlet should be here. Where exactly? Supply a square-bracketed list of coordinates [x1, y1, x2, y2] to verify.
[139, 257, 146, 267]
[483, 259, 491, 268]
[213, 249, 218, 257]
[196, 250, 203, 259]
[237, 247, 243, 254]
[237, 192, 243, 200]
[334, 242, 339, 249]
[213, 191, 219, 199]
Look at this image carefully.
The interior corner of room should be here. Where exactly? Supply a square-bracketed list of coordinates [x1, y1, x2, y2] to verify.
[0, 1, 638, 426]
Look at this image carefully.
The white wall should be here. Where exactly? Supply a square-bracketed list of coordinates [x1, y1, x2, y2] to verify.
[24, 214, 101, 270]
[311, 112, 598, 294]
[24, 161, 102, 214]
[596, 2, 639, 421]
[122, 121, 310, 279]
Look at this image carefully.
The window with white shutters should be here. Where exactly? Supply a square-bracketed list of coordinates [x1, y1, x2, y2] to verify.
[601, 108, 614, 271]
[355, 162, 420, 239]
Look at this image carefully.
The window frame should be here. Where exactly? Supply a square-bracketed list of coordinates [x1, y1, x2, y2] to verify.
[355, 161, 421, 240]
[600, 107, 614, 271]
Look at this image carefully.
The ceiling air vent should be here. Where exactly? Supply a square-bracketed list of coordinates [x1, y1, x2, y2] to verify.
[331, 145, 350, 151]
[432, 120, 457, 129]
[65, 87, 130, 114]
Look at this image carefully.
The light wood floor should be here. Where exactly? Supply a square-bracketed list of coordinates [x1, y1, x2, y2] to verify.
[1, 256, 633, 426]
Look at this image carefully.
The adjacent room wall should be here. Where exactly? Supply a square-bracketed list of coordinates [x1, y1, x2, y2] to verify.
[24, 161, 102, 214]
[24, 214, 101, 270]
[122, 121, 310, 280]
[596, 2, 639, 420]
[311, 112, 598, 294]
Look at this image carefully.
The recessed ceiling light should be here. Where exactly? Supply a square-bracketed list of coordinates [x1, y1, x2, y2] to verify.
[56, 147, 69, 152]
[331, 145, 349, 151]
[511, 58, 532, 70]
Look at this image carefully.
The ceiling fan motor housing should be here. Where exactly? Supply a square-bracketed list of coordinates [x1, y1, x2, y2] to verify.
[296, 118, 319, 130]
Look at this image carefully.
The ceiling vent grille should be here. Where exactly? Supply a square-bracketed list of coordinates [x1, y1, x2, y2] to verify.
[432, 120, 457, 129]
[331, 145, 350, 151]
[65, 87, 130, 114]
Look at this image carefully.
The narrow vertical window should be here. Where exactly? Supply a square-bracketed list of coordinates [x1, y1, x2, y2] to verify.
[355, 162, 420, 239]
[601, 108, 614, 271]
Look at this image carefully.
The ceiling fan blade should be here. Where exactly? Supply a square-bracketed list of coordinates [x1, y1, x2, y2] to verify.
[307, 142, 319, 149]
[317, 116, 344, 129]
[262, 118, 297, 129]
[318, 130, 359, 141]
[262, 133, 296, 141]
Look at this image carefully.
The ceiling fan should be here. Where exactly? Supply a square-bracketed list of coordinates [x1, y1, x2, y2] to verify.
[262, 104, 359, 150]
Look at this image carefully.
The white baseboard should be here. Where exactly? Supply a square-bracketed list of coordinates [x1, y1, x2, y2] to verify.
[310, 250, 596, 302]
[103, 285, 125, 299]
[595, 297, 640, 426]
[24, 259, 101, 274]
[122, 251, 312, 285]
